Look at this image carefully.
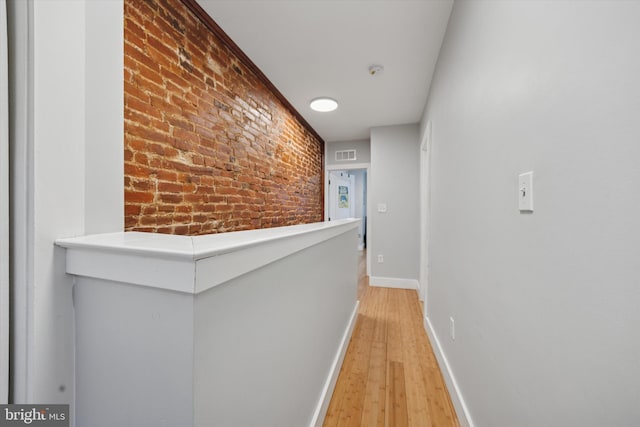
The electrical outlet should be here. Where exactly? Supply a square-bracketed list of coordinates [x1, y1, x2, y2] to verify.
[377, 254, 384, 263]
[450, 317, 455, 340]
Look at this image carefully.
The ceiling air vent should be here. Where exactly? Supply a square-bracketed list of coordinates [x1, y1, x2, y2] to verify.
[335, 149, 356, 162]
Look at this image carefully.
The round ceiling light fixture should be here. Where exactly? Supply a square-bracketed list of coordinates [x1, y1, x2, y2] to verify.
[310, 97, 338, 112]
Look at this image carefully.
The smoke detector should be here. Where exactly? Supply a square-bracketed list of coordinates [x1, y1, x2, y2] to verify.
[368, 64, 384, 76]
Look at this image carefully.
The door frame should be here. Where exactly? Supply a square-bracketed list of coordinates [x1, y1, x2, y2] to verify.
[1, 0, 9, 403]
[325, 163, 371, 275]
[419, 121, 432, 308]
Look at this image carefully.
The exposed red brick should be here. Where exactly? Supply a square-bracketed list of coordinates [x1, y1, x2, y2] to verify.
[126, 189, 155, 204]
[124, 0, 324, 235]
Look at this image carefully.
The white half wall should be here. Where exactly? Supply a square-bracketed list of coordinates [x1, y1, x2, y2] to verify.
[369, 124, 420, 286]
[56, 220, 360, 427]
[422, 1, 640, 426]
[194, 227, 358, 427]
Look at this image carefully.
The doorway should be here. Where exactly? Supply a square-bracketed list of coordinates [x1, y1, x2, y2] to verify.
[328, 171, 355, 221]
[419, 121, 432, 305]
[326, 166, 369, 273]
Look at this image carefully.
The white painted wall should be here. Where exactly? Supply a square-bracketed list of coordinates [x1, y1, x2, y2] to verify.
[194, 229, 358, 427]
[325, 139, 371, 166]
[84, 0, 124, 234]
[369, 124, 420, 288]
[422, 1, 640, 426]
[75, 278, 195, 427]
[9, 0, 123, 410]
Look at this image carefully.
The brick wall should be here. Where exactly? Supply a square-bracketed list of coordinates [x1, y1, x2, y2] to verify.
[124, 0, 324, 235]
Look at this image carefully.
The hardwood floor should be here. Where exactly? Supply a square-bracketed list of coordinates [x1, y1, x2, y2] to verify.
[323, 251, 459, 427]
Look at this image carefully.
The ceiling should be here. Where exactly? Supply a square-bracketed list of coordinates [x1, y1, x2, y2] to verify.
[196, 0, 454, 143]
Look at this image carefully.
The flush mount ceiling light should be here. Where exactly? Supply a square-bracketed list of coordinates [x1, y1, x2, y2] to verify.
[310, 97, 338, 112]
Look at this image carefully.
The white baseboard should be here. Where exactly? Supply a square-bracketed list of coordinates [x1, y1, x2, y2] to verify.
[310, 300, 360, 427]
[369, 276, 418, 290]
[424, 316, 475, 427]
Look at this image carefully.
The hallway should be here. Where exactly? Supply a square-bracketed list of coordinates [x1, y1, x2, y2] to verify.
[324, 252, 459, 427]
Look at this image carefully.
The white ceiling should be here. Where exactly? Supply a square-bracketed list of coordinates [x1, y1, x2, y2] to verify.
[197, 0, 453, 142]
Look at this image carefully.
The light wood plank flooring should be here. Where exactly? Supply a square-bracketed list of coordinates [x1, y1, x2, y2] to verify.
[323, 251, 459, 427]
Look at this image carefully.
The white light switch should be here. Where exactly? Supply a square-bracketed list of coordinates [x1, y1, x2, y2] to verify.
[377, 203, 387, 213]
[518, 171, 534, 212]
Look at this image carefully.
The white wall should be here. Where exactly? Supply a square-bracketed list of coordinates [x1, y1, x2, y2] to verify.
[9, 0, 123, 409]
[422, 1, 640, 426]
[325, 139, 371, 166]
[75, 278, 194, 427]
[85, 0, 124, 234]
[369, 124, 420, 288]
[195, 229, 358, 427]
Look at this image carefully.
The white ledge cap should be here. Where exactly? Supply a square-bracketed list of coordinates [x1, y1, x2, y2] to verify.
[55, 219, 360, 294]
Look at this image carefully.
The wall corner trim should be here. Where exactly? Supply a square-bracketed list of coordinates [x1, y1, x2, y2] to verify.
[179, 0, 324, 144]
[424, 316, 475, 427]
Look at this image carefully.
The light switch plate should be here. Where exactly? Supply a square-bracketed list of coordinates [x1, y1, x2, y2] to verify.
[377, 203, 387, 213]
[518, 171, 534, 212]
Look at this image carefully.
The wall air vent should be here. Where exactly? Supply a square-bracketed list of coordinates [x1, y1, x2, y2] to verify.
[335, 150, 356, 162]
